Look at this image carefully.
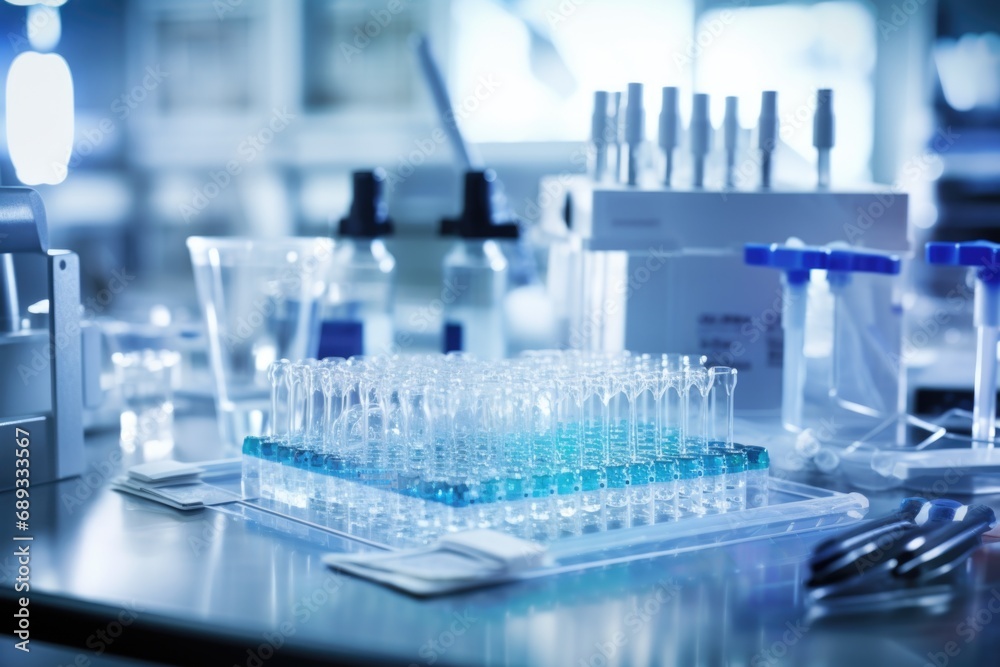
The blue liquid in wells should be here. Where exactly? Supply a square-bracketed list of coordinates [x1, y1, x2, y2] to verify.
[532, 473, 556, 498]
[557, 471, 581, 495]
[581, 467, 606, 491]
[244, 425, 768, 513]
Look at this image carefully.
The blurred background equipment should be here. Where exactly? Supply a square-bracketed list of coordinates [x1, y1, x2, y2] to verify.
[0, 188, 90, 489]
[0, 0, 982, 463]
[8, 1, 1000, 665]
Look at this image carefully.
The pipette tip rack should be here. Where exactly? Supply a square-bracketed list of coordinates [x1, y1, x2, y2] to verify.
[241, 351, 771, 546]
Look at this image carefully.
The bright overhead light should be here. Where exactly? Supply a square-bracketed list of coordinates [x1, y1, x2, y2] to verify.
[5, 1, 67, 7]
[27, 5, 61, 51]
[6, 51, 75, 185]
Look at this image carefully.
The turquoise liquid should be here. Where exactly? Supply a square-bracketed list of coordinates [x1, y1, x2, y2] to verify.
[243, 428, 766, 510]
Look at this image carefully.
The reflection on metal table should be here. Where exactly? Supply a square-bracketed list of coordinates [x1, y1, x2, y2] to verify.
[2, 415, 1000, 667]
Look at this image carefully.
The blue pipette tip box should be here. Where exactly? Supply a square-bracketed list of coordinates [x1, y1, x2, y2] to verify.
[925, 241, 959, 265]
[927, 240, 1000, 283]
[827, 248, 901, 275]
[744, 243, 829, 271]
[927, 240, 1000, 267]
[747, 243, 901, 275]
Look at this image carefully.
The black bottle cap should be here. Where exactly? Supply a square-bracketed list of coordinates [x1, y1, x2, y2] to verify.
[440, 170, 520, 239]
[338, 168, 394, 238]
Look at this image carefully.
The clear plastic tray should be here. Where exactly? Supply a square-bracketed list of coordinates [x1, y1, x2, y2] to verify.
[785, 408, 1000, 495]
[232, 465, 868, 575]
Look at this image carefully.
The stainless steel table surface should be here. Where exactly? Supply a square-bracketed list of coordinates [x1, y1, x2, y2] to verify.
[3, 415, 1000, 667]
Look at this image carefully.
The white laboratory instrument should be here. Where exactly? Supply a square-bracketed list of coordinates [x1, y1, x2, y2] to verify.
[542, 88, 909, 411]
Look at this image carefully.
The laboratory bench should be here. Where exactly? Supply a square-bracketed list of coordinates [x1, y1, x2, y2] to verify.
[3, 414, 1000, 667]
